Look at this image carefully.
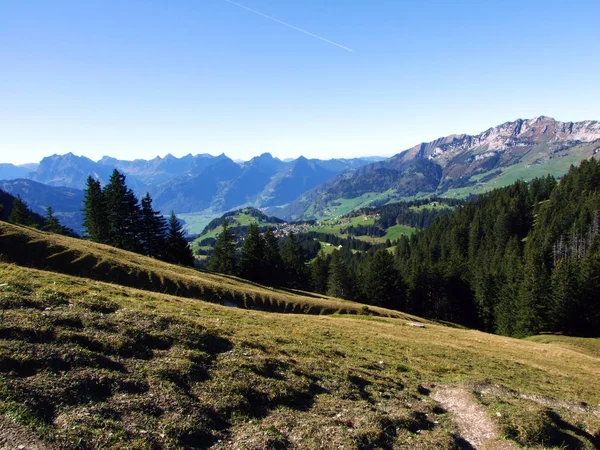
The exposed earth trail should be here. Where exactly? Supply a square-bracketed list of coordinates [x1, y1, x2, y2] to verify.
[431, 385, 516, 450]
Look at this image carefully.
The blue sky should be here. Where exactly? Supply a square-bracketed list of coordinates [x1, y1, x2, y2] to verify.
[1, 0, 599, 164]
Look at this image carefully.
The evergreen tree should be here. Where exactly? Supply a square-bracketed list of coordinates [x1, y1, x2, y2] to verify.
[281, 232, 307, 289]
[263, 226, 284, 286]
[8, 195, 33, 226]
[139, 192, 167, 258]
[103, 169, 141, 252]
[42, 206, 63, 234]
[240, 222, 265, 282]
[362, 248, 399, 308]
[82, 176, 109, 243]
[578, 251, 600, 335]
[514, 252, 551, 336]
[208, 219, 237, 275]
[494, 237, 523, 336]
[550, 258, 582, 334]
[327, 250, 353, 299]
[311, 252, 330, 293]
[164, 212, 194, 266]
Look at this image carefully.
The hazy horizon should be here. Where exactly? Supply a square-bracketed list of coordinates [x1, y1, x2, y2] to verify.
[2, 0, 599, 165]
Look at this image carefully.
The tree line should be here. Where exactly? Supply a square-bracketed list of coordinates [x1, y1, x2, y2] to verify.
[208, 159, 600, 337]
[307, 160, 600, 337]
[207, 220, 310, 289]
[82, 169, 194, 266]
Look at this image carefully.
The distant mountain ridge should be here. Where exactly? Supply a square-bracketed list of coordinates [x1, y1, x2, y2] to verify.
[272, 117, 600, 220]
[0, 152, 385, 230]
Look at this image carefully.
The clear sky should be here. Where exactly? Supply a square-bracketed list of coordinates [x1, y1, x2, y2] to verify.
[1, 0, 599, 165]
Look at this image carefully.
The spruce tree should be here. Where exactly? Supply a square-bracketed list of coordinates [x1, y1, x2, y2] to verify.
[82, 176, 109, 243]
[8, 195, 33, 226]
[362, 248, 398, 308]
[311, 252, 330, 293]
[494, 237, 523, 336]
[550, 258, 582, 334]
[103, 169, 141, 251]
[208, 219, 237, 275]
[164, 212, 194, 266]
[281, 232, 306, 289]
[43, 207, 63, 234]
[139, 193, 167, 258]
[327, 250, 353, 299]
[240, 222, 265, 282]
[578, 251, 600, 335]
[263, 226, 283, 286]
[514, 252, 551, 337]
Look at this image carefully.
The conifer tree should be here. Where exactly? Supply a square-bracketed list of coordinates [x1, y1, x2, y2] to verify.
[514, 252, 551, 336]
[208, 219, 237, 275]
[164, 212, 194, 266]
[42, 206, 63, 234]
[281, 231, 306, 289]
[8, 195, 33, 226]
[139, 193, 167, 258]
[263, 226, 283, 286]
[578, 251, 600, 335]
[240, 222, 265, 282]
[311, 252, 330, 293]
[550, 258, 582, 334]
[327, 250, 353, 299]
[82, 176, 109, 243]
[362, 248, 398, 308]
[494, 237, 523, 336]
[103, 169, 141, 251]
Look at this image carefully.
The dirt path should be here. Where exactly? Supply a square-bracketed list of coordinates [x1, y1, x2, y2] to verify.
[431, 385, 516, 450]
[0, 416, 54, 450]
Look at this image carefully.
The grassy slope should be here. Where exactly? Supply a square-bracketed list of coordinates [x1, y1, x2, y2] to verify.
[300, 144, 600, 219]
[1, 225, 600, 448]
[309, 216, 415, 245]
[194, 210, 282, 245]
[442, 143, 599, 199]
[0, 222, 407, 319]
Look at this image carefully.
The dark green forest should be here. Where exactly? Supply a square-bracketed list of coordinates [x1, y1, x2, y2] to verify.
[82, 170, 194, 266]
[209, 159, 600, 337]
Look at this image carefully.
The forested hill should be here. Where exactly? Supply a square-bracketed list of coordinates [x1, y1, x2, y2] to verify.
[395, 158, 600, 337]
[201, 207, 284, 235]
[301, 159, 600, 338]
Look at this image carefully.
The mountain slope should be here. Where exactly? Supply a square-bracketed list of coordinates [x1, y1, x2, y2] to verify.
[275, 117, 600, 220]
[0, 221, 401, 317]
[0, 163, 32, 180]
[0, 223, 599, 449]
[11, 153, 382, 220]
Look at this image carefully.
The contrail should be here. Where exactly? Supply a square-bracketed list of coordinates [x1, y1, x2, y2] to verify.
[222, 0, 353, 52]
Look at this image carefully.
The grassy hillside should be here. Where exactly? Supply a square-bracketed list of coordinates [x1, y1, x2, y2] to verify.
[194, 208, 284, 247]
[1, 224, 600, 449]
[0, 222, 407, 318]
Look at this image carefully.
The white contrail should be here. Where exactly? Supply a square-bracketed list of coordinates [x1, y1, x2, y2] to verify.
[222, 0, 353, 52]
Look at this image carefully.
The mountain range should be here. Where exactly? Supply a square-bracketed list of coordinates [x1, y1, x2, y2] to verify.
[1, 116, 599, 231]
[269, 116, 600, 220]
[0, 153, 384, 231]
